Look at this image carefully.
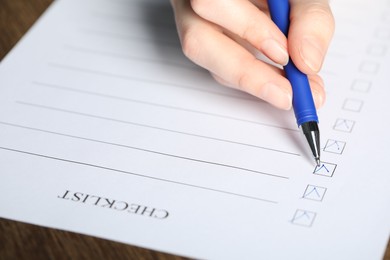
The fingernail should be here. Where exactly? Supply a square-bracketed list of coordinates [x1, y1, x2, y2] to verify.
[262, 39, 289, 66]
[299, 37, 324, 72]
[260, 83, 292, 110]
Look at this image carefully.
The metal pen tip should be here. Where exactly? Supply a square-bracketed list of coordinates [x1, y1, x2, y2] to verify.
[301, 121, 321, 167]
[315, 157, 321, 167]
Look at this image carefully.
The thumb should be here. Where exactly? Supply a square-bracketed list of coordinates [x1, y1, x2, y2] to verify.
[288, 0, 335, 74]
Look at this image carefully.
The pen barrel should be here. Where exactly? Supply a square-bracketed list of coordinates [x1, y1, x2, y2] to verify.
[267, 0, 289, 35]
[284, 61, 318, 126]
[267, 0, 318, 126]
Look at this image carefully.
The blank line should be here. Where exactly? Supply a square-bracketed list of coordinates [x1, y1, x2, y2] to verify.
[16, 101, 300, 157]
[81, 28, 181, 49]
[63, 44, 197, 71]
[32, 81, 298, 132]
[48, 62, 255, 101]
[0, 121, 289, 179]
[0, 146, 278, 204]
[90, 12, 177, 31]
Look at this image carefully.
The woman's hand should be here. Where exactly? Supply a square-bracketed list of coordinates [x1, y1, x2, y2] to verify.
[170, 0, 335, 110]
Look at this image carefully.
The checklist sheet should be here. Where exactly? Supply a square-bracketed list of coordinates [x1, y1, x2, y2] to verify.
[0, 0, 389, 259]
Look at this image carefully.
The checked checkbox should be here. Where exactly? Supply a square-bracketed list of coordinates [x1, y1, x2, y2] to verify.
[313, 162, 337, 177]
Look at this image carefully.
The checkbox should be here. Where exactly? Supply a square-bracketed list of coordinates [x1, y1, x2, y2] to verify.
[313, 162, 337, 177]
[302, 185, 327, 201]
[323, 139, 346, 154]
[333, 118, 355, 132]
[375, 28, 390, 40]
[359, 61, 380, 74]
[291, 209, 316, 227]
[367, 44, 387, 56]
[343, 98, 364, 112]
[351, 79, 371, 93]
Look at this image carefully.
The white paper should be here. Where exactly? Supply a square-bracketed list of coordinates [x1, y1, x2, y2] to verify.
[0, 0, 389, 259]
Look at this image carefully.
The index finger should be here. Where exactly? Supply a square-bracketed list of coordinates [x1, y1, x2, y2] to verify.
[190, 0, 290, 66]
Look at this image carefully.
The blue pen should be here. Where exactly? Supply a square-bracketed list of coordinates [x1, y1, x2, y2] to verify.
[267, 0, 321, 166]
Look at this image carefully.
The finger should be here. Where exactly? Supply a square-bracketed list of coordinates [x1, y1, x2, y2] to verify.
[213, 70, 326, 109]
[171, 1, 292, 110]
[189, 0, 289, 66]
[211, 58, 326, 109]
[211, 73, 235, 88]
[288, 0, 335, 74]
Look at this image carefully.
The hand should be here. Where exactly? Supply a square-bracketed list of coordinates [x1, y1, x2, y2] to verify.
[170, 0, 335, 110]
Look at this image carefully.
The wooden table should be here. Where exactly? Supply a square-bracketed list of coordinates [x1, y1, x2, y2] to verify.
[0, 1, 389, 259]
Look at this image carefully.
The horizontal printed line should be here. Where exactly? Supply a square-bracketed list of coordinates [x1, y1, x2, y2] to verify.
[90, 11, 177, 30]
[48, 62, 255, 101]
[17, 101, 300, 157]
[32, 81, 298, 132]
[0, 121, 289, 179]
[63, 44, 196, 71]
[0, 146, 278, 204]
[81, 28, 180, 48]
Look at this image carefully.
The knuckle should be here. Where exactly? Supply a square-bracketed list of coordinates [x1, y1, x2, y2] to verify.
[180, 26, 201, 61]
[237, 73, 248, 91]
[236, 69, 252, 92]
[211, 73, 232, 87]
[240, 18, 259, 42]
[234, 58, 258, 93]
[190, 0, 207, 15]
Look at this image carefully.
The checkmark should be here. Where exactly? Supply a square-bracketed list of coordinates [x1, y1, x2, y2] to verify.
[313, 162, 337, 177]
[302, 185, 327, 201]
[333, 118, 355, 132]
[291, 209, 316, 227]
[323, 139, 346, 154]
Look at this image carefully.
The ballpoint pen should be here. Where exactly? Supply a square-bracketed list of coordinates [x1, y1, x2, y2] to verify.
[267, 0, 321, 166]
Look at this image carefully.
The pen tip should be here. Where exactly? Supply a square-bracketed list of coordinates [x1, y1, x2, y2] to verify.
[316, 158, 321, 167]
